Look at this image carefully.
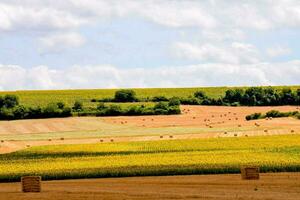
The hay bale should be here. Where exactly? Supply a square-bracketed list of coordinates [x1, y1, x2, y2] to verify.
[60, 137, 64, 140]
[0, 140, 4, 143]
[224, 132, 227, 134]
[238, 124, 242, 127]
[100, 139, 104, 142]
[160, 135, 163, 138]
[234, 133, 238, 137]
[291, 130, 295, 133]
[209, 125, 213, 128]
[193, 117, 196, 119]
[264, 129, 268, 133]
[48, 139, 52, 141]
[21, 176, 41, 192]
[110, 139, 114, 142]
[151, 119, 154, 121]
[240, 166, 260, 180]
[169, 135, 173, 138]
[26, 145, 30, 148]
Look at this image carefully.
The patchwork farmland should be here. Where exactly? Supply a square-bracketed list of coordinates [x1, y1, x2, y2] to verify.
[0, 87, 299, 199]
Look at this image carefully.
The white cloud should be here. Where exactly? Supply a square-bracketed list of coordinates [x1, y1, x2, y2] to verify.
[0, 2, 86, 31]
[0, 62, 299, 90]
[172, 42, 260, 64]
[38, 32, 85, 52]
[2, 0, 300, 33]
[266, 46, 291, 58]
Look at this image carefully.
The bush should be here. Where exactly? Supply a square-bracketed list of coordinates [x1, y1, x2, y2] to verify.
[245, 113, 262, 120]
[194, 91, 207, 99]
[13, 105, 28, 119]
[180, 97, 201, 105]
[151, 96, 169, 102]
[104, 104, 123, 116]
[56, 102, 65, 109]
[265, 110, 283, 118]
[114, 90, 137, 102]
[168, 97, 180, 106]
[1, 95, 19, 108]
[73, 100, 83, 111]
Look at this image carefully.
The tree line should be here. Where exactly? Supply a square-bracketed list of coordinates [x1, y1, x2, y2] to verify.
[0, 93, 180, 120]
[93, 87, 300, 106]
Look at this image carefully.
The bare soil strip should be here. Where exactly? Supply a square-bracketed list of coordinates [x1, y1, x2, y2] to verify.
[0, 173, 299, 200]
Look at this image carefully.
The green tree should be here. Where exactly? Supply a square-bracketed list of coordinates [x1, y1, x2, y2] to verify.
[114, 90, 137, 102]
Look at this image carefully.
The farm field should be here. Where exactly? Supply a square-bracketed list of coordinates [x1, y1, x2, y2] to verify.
[0, 105, 299, 153]
[0, 134, 300, 182]
[1, 173, 299, 200]
[0, 85, 299, 107]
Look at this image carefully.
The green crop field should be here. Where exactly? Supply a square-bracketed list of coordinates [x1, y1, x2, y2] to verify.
[1, 134, 299, 182]
[0, 86, 298, 107]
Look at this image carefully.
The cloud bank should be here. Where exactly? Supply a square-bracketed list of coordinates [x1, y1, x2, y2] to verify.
[1, 62, 299, 90]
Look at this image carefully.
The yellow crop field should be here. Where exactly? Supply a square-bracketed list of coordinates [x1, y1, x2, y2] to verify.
[1, 134, 299, 182]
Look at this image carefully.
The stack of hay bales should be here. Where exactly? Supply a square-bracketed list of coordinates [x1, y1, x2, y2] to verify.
[240, 166, 260, 180]
[21, 176, 41, 192]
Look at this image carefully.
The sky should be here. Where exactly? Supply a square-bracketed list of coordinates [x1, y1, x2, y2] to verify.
[0, 0, 300, 90]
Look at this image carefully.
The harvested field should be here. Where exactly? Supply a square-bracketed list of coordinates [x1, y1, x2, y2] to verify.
[0, 173, 299, 200]
[0, 105, 299, 154]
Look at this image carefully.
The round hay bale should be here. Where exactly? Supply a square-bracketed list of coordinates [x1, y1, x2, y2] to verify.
[234, 133, 238, 137]
[291, 130, 295, 133]
[238, 124, 242, 127]
[151, 119, 154, 121]
[224, 132, 227, 134]
[245, 134, 248, 137]
[48, 139, 52, 141]
[142, 119, 145, 121]
[193, 117, 196, 119]
[169, 135, 173, 138]
[110, 139, 114, 142]
[229, 118, 231, 121]
[160, 135, 163, 138]
[235, 118, 238, 120]
[100, 139, 104, 142]
[209, 125, 213, 128]
[264, 129, 268, 133]
[0, 140, 4, 143]
[60, 137, 64, 140]
[26, 145, 30, 147]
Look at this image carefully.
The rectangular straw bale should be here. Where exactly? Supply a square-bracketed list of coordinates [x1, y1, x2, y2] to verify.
[21, 176, 41, 192]
[240, 166, 259, 180]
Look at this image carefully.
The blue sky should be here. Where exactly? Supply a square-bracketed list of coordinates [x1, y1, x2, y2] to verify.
[0, 0, 299, 90]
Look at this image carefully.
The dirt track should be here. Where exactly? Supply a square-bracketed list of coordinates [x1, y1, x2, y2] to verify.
[0, 173, 299, 200]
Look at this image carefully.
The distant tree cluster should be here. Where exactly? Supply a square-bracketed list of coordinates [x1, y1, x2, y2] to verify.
[78, 101, 180, 117]
[246, 110, 300, 120]
[92, 87, 300, 106]
[180, 87, 300, 106]
[0, 95, 72, 120]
